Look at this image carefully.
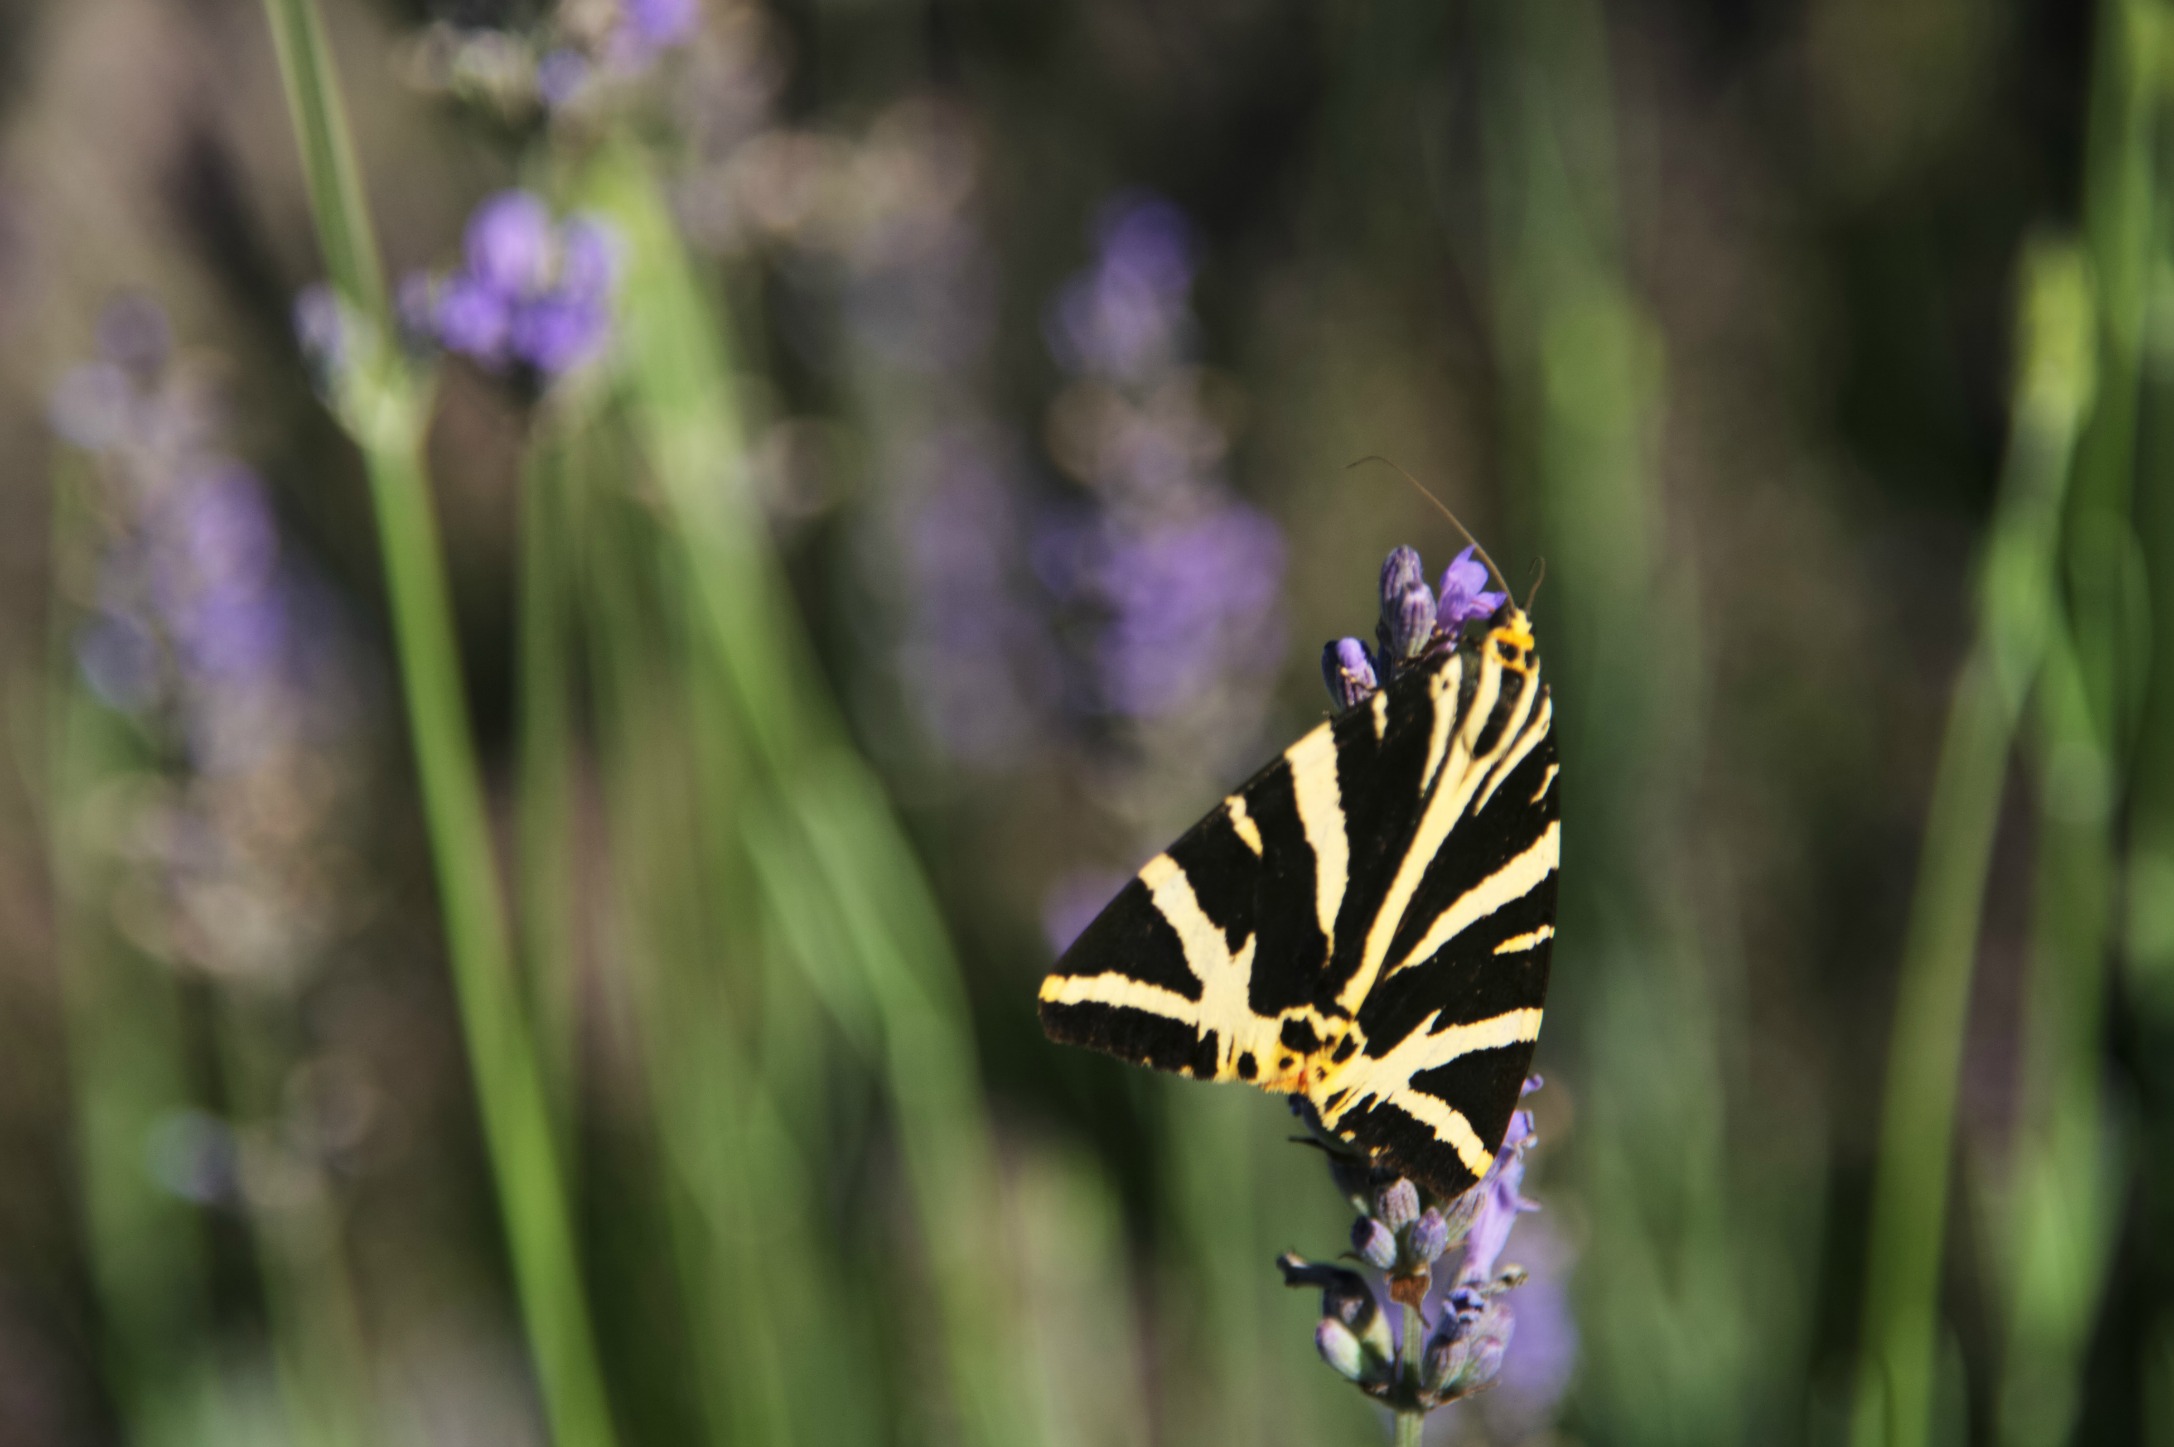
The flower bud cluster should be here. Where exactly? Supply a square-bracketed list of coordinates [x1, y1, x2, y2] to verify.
[400, 191, 622, 384]
[1320, 542, 1510, 712]
[1278, 1078, 1545, 1416]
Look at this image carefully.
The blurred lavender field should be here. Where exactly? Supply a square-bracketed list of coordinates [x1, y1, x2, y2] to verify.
[0, 0, 2169, 1444]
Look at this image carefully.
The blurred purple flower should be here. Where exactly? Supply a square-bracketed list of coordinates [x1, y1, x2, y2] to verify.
[1084, 504, 1285, 719]
[1458, 1106, 1541, 1286]
[537, 48, 590, 109]
[625, 0, 700, 48]
[1477, 1216, 1578, 1433]
[1046, 193, 1198, 381]
[98, 291, 173, 376]
[434, 274, 515, 363]
[510, 294, 609, 374]
[465, 191, 555, 295]
[1437, 545, 1508, 632]
[414, 193, 622, 380]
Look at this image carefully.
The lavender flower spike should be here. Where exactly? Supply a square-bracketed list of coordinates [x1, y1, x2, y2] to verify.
[1437, 545, 1508, 632]
[1321, 637, 1377, 710]
[1457, 1106, 1541, 1285]
[1377, 545, 1436, 663]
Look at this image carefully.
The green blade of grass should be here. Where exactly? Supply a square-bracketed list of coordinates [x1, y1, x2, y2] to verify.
[1851, 243, 2093, 1447]
[256, 5, 617, 1443]
[577, 141, 1050, 1447]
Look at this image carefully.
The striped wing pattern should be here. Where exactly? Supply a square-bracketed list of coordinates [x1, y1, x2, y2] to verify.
[1039, 615, 1557, 1199]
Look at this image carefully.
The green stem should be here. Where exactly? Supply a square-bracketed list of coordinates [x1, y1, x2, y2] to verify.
[364, 435, 618, 1447]
[1394, 1302, 1425, 1447]
[519, 415, 580, 1160]
[258, 4, 617, 1443]
[1849, 245, 2091, 1447]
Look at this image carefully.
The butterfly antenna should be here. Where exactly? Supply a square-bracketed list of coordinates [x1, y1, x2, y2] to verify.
[1344, 455, 1511, 597]
[1523, 556, 1547, 613]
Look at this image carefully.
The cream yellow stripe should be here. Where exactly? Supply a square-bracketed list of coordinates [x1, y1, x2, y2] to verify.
[1340, 652, 1505, 1011]
[1472, 672, 1547, 815]
[1225, 795, 1263, 854]
[1138, 853, 1266, 1077]
[1394, 1096, 1496, 1180]
[1312, 1006, 1543, 1179]
[1419, 657, 1463, 793]
[1531, 762, 1559, 804]
[1493, 924, 1556, 955]
[1469, 677, 1556, 812]
[1286, 727, 1348, 945]
[1039, 969, 1199, 1020]
[1388, 820, 1559, 977]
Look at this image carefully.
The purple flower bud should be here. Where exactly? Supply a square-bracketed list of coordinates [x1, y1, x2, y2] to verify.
[97, 292, 172, 376]
[434, 275, 515, 366]
[1379, 545, 1425, 613]
[624, 0, 700, 48]
[1376, 1178, 1420, 1232]
[511, 295, 609, 375]
[1315, 1317, 1369, 1382]
[464, 191, 555, 296]
[1277, 1252, 1388, 1357]
[1321, 637, 1377, 711]
[1437, 545, 1508, 633]
[1383, 581, 1436, 660]
[1351, 1215, 1397, 1270]
[1408, 1206, 1449, 1264]
[537, 48, 590, 109]
[1458, 1115, 1541, 1285]
[1423, 1290, 1515, 1398]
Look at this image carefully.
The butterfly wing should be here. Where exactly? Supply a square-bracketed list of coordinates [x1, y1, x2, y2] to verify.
[1038, 622, 1557, 1200]
[1308, 632, 1557, 1196]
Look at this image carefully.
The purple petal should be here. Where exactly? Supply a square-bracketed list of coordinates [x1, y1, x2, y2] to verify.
[624, 0, 700, 47]
[464, 191, 555, 296]
[1437, 545, 1509, 631]
[537, 48, 590, 109]
[510, 294, 610, 375]
[434, 274, 515, 365]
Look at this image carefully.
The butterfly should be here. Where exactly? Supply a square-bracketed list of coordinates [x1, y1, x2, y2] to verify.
[1039, 582, 1556, 1201]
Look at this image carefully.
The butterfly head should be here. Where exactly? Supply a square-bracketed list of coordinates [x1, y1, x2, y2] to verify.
[1481, 605, 1537, 678]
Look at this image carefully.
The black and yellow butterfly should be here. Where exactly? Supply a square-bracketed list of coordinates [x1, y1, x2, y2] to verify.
[1039, 586, 1556, 1201]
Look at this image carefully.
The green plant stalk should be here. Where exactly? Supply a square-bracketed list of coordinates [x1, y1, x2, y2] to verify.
[2068, 0, 2161, 741]
[1476, 0, 1778, 1442]
[519, 414, 581, 1157]
[574, 443, 801, 1447]
[258, 4, 617, 1443]
[1394, 1304, 1425, 1447]
[1851, 245, 2092, 1447]
[364, 432, 619, 1447]
[578, 143, 1047, 1447]
[1995, 627, 2121, 1447]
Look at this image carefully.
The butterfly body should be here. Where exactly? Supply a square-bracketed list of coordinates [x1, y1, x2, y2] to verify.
[1040, 605, 1556, 1200]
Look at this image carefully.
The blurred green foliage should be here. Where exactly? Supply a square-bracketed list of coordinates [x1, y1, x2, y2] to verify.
[5, 0, 2174, 1445]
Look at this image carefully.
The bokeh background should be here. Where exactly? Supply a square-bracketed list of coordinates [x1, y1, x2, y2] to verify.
[0, 0, 2168, 1443]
